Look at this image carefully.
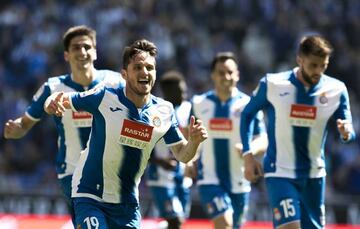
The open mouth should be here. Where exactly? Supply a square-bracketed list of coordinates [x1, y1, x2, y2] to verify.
[138, 79, 150, 85]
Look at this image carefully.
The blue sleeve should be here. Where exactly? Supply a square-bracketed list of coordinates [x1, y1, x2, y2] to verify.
[241, 78, 269, 152]
[26, 82, 51, 120]
[252, 111, 266, 136]
[333, 88, 356, 142]
[163, 111, 184, 145]
[71, 87, 105, 113]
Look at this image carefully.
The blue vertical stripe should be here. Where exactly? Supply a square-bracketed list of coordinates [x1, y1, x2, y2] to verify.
[263, 104, 276, 173]
[119, 145, 143, 203]
[209, 93, 232, 191]
[55, 117, 66, 174]
[78, 111, 105, 197]
[292, 74, 314, 178]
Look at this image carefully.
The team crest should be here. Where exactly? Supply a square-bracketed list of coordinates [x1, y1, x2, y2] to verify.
[233, 108, 242, 117]
[273, 208, 281, 221]
[152, 116, 161, 127]
[319, 93, 328, 104]
[207, 203, 214, 214]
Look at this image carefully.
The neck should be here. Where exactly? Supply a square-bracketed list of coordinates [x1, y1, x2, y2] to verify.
[295, 68, 311, 88]
[125, 88, 150, 108]
[216, 88, 233, 102]
[71, 67, 94, 86]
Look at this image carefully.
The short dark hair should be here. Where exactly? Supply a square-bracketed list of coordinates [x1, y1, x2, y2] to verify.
[159, 70, 185, 90]
[298, 35, 333, 58]
[122, 39, 158, 69]
[210, 52, 238, 72]
[63, 25, 96, 51]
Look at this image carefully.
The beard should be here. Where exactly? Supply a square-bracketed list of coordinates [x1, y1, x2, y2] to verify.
[301, 68, 320, 86]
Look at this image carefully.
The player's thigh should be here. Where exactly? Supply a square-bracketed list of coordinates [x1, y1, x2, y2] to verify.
[229, 192, 250, 228]
[150, 186, 184, 219]
[58, 175, 72, 203]
[198, 184, 233, 219]
[175, 184, 192, 216]
[300, 177, 326, 229]
[106, 203, 141, 229]
[265, 178, 301, 228]
[74, 198, 107, 229]
[74, 198, 141, 229]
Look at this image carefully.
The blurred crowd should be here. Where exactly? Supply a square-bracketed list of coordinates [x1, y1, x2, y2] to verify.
[0, 0, 359, 207]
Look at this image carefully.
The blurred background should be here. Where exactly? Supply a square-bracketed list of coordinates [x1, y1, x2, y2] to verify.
[0, 0, 359, 226]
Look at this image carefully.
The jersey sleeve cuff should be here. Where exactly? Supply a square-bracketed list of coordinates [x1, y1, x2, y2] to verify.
[242, 150, 253, 156]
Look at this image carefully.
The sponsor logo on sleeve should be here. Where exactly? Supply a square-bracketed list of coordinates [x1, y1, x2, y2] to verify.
[289, 104, 316, 127]
[119, 119, 153, 149]
[72, 111, 93, 127]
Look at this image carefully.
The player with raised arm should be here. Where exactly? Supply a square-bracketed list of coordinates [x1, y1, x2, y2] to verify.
[3, 25, 123, 226]
[44, 39, 208, 229]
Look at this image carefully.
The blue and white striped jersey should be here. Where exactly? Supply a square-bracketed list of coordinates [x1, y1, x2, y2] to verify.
[241, 68, 356, 179]
[25, 70, 123, 178]
[147, 101, 192, 188]
[191, 88, 265, 193]
[69, 86, 185, 204]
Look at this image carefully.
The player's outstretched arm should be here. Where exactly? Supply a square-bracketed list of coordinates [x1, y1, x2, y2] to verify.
[4, 115, 37, 139]
[44, 92, 71, 117]
[170, 116, 208, 163]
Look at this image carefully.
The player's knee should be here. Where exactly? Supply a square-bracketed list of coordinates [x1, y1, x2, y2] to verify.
[213, 211, 233, 229]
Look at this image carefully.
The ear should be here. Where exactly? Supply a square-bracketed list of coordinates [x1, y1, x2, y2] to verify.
[296, 55, 302, 66]
[210, 72, 216, 82]
[64, 51, 69, 62]
[121, 69, 127, 80]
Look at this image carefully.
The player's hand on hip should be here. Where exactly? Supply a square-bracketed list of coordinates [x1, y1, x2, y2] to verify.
[188, 116, 208, 144]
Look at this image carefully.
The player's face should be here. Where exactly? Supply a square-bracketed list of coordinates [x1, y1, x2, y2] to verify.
[211, 59, 239, 93]
[64, 35, 97, 71]
[122, 51, 156, 96]
[297, 54, 329, 86]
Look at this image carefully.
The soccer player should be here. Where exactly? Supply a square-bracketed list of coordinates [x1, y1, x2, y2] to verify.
[191, 52, 268, 229]
[44, 39, 208, 229]
[240, 35, 356, 229]
[147, 70, 193, 229]
[3, 25, 123, 225]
